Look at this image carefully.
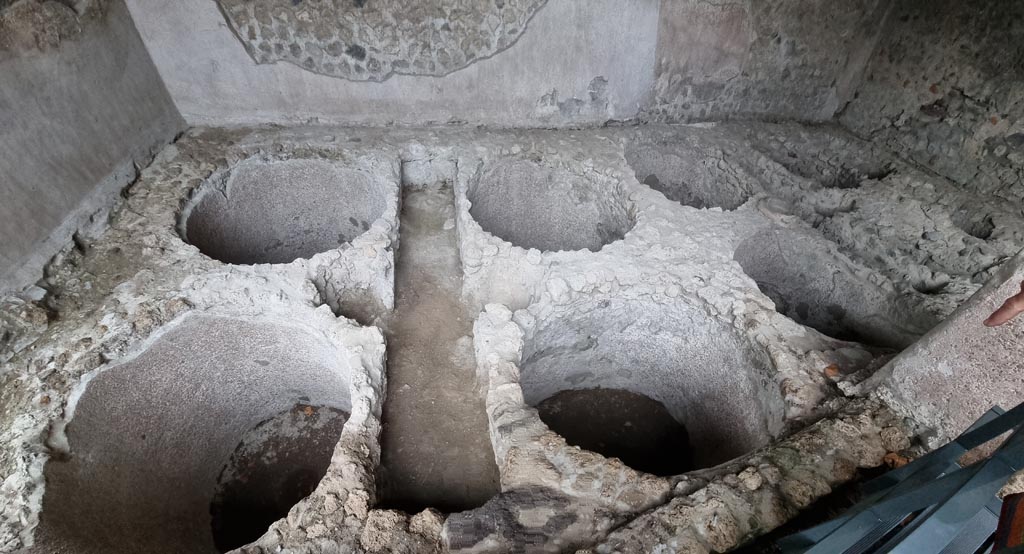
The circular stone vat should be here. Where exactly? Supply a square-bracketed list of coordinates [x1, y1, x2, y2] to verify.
[745, 128, 894, 190]
[34, 316, 354, 554]
[468, 159, 634, 252]
[182, 158, 389, 264]
[734, 228, 937, 349]
[519, 296, 784, 472]
[624, 141, 757, 210]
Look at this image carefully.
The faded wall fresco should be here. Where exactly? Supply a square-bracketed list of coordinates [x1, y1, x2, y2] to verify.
[216, 0, 547, 81]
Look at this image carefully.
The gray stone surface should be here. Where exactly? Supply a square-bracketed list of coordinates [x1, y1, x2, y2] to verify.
[0, 0, 184, 293]
[862, 249, 1024, 448]
[119, 0, 910, 127]
[0, 0, 106, 54]
[841, 0, 1024, 204]
[734, 227, 935, 349]
[123, 0, 659, 126]
[448, 125, 925, 551]
[216, 0, 546, 81]
[516, 294, 783, 469]
[645, 0, 890, 123]
[376, 184, 500, 514]
[182, 158, 391, 265]
[0, 129, 395, 552]
[211, 404, 350, 551]
[34, 316, 358, 553]
[732, 122, 1024, 324]
[9, 1, 1022, 551]
[624, 131, 761, 209]
[0, 123, 1009, 553]
[591, 400, 899, 554]
[467, 159, 634, 253]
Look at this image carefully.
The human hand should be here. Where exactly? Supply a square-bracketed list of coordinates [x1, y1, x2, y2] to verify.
[984, 281, 1024, 327]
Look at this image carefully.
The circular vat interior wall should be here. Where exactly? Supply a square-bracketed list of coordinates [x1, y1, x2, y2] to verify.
[519, 296, 785, 473]
[210, 404, 348, 552]
[468, 159, 634, 252]
[747, 128, 894, 190]
[624, 141, 758, 210]
[182, 158, 388, 265]
[34, 316, 353, 554]
[733, 228, 938, 349]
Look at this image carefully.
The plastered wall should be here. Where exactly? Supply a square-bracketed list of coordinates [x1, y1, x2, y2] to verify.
[124, 0, 661, 126]
[0, 0, 184, 292]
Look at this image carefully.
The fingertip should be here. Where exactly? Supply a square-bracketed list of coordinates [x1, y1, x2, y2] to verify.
[985, 313, 1008, 326]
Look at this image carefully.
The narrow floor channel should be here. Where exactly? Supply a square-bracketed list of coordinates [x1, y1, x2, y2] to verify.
[377, 183, 501, 513]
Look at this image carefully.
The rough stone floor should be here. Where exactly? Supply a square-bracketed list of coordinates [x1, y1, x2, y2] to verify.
[1, 122, 1021, 554]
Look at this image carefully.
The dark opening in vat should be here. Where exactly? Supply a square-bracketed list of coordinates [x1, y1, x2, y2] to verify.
[536, 387, 694, 476]
[210, 404, 348, 552]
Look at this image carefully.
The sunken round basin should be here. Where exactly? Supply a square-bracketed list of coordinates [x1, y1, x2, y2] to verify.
[34, 316, 354, 553]
[734, 228, 938, 348]
[467, 159, 634, 252]
[182, 158, 389, 264]
[519, 295, 784, 472]
[625, 141, 757, 210]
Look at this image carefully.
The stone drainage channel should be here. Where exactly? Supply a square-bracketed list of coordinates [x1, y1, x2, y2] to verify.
[376, 184, 500, 513]
[2, 123, 1021, 554]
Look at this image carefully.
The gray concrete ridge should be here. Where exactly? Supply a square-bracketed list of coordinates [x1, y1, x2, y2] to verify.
[1, 1, 1022, 553]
